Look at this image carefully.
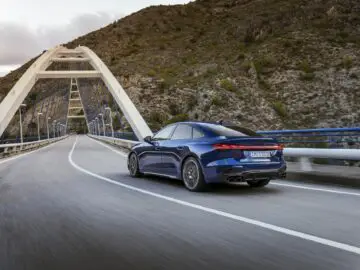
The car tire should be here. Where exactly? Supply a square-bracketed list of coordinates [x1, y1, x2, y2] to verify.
[128, 153, 142, 177]
[247, 179, 270, 187]
[182, 157, 206, 192]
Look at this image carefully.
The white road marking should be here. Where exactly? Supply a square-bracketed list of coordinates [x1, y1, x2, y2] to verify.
[271, 182, 360, 197]
[88, 136, 128, 157]
[69, 137, 360, 256]
[0, 138, 68, 166]
[89, 136, 360, 198]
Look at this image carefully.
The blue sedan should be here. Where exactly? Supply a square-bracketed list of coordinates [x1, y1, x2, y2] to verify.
[128, 122, 287, 191]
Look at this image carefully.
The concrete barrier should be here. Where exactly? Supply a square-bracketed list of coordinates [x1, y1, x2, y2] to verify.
[0, 136, 68, 158]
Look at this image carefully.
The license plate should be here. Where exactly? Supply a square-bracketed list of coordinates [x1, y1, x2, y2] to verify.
[249, 151, 271, 158]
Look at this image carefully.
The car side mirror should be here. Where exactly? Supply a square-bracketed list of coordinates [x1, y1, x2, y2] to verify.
[144, 136, 153, 144]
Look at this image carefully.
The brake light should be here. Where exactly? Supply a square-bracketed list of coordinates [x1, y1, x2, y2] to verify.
[213, 144, 284, 150]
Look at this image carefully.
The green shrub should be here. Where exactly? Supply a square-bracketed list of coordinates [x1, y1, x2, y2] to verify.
[254, 56, 275, 74]
[147, 69, 156, 77]
[299, 60, 314, 74]
[342, 56, 353, 69]
[313, 142, 329, 149]
[220, 79, 236, 92]
[203, 66, 218, 78]
[272, 101, 287, 118]
[259, 78, 271, 90]
[211, 96, 227, 107]
[241, 60, 252, 72]
[299, 73, 315, 81]
[169, 103, 181, 116]
[187, 97, 198, 110]
[165, 113, 189, 125]
[237, 53, 245, 60]
[204, 104, 211, 112]
[28, 93, 38, 102]
[158, 76, 176, 93]
[149, 111, 165, 124]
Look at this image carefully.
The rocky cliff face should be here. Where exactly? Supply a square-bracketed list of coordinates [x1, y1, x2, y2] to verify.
[1, 0, 359, 138]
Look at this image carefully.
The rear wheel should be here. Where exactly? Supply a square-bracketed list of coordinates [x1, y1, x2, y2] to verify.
[182, 157, 206, 192]
[247, 179, 270, 187]
[128, 153, 142, 177]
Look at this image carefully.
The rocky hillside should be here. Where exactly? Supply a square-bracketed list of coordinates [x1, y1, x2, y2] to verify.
[1, 0, 360, 137]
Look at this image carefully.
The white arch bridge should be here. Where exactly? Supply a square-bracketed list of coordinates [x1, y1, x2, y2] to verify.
[0, 46, 360, 269]
[0, 45, 152, 141]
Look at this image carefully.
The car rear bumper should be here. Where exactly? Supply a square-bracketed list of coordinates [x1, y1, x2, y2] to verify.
[203, 164, 287, 183]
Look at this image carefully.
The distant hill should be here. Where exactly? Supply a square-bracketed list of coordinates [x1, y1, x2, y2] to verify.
[1, 0, 359, 137]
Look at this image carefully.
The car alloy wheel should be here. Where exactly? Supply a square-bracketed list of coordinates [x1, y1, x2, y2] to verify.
[128, 153, 141, 177]
[182, 157, 206, 192]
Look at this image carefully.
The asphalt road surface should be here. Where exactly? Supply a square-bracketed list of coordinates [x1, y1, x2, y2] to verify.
[0, 136, 359, 270]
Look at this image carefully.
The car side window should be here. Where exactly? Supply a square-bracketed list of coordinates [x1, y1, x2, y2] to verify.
[171, 124, 192, 140]
[192, 128, 205, 139]
[153, 125, 175, 140]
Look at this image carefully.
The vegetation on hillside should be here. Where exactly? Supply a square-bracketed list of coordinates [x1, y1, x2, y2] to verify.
[1, 0, 359, 136]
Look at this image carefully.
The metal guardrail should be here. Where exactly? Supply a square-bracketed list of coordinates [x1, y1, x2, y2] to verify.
[0, 135, 68, 158]
[0, 135, 58, 145]
[88, 134, 138, 150]
[284, 148, 360, 160]
[284, 147, 360, 171]
[257, 127, 360, 134]
[257, 127, 360, 147]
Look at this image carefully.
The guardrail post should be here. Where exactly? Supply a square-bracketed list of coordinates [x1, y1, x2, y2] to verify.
[299, 157, 313, 172]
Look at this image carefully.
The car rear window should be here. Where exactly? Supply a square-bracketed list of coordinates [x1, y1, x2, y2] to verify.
[203, 124, 257, 137]
[225, 125, 261, 137]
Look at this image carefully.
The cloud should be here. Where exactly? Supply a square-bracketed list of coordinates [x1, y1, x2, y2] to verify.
[0, 23, 41, 65]
[0, 12, 122, 74]
[0, 65, 20, 77]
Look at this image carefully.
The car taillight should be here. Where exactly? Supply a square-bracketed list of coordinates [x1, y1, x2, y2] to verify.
[213, 144, 284, 150]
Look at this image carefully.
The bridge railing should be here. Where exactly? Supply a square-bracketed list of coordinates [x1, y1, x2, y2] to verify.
[0, 135, 61, 145]
[257, 127, 360, 171]
[88, 134, 138, 150]
[0, 135, 68, 158]
[257, 127, 360, 148]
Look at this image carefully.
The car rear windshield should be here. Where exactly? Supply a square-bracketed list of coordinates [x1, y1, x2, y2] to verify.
[204, 124, 259, 137]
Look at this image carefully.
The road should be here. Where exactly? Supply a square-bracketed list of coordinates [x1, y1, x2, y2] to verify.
[0, 135, 359, 270]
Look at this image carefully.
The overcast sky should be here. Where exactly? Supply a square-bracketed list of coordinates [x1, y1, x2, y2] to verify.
[0, 0, 191, 76]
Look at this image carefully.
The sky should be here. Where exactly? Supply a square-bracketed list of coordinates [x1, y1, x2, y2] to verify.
[0, 0, 191, 76]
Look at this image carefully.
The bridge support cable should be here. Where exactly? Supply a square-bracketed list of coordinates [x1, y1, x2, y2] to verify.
[0, 46, 152, 140]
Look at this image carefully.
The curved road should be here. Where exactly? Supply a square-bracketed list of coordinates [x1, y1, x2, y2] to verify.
[0, 136, 359, 270]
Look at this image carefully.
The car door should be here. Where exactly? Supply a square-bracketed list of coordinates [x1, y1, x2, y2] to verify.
[138, 125, 175, 173]
[160, 124, 193, 178]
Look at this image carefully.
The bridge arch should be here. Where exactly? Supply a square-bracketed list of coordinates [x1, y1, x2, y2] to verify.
[0, 46, 152, 141]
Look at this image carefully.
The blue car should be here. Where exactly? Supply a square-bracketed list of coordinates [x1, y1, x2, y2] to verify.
[128, 122, 286, 191]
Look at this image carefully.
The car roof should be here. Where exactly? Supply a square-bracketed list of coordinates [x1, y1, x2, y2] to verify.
[175, 121, 220, 126]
